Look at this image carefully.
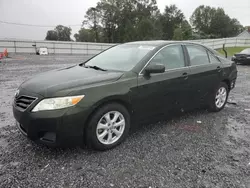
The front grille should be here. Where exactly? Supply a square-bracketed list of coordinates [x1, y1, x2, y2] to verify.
[15, 95, 37, 111]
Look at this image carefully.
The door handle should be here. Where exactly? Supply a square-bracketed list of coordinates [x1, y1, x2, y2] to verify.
[182, 72, 188, 80]
[217, 66, 222, 72]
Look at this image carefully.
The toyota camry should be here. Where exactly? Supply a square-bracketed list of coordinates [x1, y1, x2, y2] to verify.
[13, 41, 237, 150]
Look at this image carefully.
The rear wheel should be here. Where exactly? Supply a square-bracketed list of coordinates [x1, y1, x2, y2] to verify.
[85, 103, 130, 150]
[209, 82, 229, 112]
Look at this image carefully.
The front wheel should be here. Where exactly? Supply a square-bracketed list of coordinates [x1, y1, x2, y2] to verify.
[209, 82, 229, 112]
[85, 103, 130, 150]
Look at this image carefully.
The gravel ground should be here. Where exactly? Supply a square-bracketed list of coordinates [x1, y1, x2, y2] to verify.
[0, 55, 250, 188]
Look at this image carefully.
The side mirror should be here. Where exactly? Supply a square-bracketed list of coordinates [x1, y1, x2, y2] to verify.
[144, 64, 165, 75]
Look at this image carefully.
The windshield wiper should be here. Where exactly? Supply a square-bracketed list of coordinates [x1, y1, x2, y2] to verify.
[83, 65, 107, 71]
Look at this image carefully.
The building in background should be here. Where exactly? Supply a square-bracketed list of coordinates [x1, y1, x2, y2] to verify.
[237, 28, 250, 38]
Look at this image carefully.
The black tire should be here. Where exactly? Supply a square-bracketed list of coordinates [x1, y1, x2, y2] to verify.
[209, 82, 229, 112]
[85, 103, 130, 151]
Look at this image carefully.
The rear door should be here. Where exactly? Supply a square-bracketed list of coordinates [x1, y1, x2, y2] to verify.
[184, 44, 223, 108]
[133, 44, 191, 122]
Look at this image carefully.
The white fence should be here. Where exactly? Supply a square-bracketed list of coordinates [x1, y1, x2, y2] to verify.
[0, 37, 250, 55]
[0, 39, 114, 55]
[190, 38, 250, 49]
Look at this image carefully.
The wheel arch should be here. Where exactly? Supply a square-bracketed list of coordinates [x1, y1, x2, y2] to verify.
[92, 97, 132, 115]
[222, 79, 231, 90]
[83, 96, 133, 138]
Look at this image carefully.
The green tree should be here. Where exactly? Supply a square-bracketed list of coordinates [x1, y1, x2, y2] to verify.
[45, 25, 72, 41]
[134, 0, 161, 40]
[45, 30, 58, 41]
[76, 1, 192, 43]
[190, 5, 215, 37]
[190, 5, 243, 38]
[173, 28, 183, 40]
[181, 21, 192, 40]
[81, 0, 162, 43]
[74, 28, 96, 42]
[136, 18, 155, 40]
[173, 21, 192, 40]
[55, 25, 72, 41]
[84, 7, 101, 42]
[160, 5, 186, 40]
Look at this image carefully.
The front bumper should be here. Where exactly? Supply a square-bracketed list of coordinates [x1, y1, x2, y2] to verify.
[12, 87, 92, 147]
[233, 57, 250, 64]
[13, 104, 91, 147]
[230, 79, 236, 90]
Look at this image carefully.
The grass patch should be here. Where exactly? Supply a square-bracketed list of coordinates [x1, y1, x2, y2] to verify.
[217, 47, 250, 57]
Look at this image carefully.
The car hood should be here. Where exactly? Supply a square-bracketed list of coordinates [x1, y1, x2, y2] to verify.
[21, 65, 124, 97]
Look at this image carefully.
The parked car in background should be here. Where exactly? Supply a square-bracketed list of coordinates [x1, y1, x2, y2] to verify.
[32, 45, 49, 55]
[232, 48, 250, 64]
[13, 41, 237, 150]
[39, 47, 49, 55]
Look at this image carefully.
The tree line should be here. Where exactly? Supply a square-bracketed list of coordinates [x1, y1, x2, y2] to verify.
[45, 0, 245, 42]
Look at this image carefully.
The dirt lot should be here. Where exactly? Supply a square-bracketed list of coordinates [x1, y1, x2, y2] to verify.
[0, 55, 250, 188]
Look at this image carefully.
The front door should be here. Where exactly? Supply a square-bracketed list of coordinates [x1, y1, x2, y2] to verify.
[132, 44, 191, 122]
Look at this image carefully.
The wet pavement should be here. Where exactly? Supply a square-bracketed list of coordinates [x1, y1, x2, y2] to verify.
[0, 55, 250, 188]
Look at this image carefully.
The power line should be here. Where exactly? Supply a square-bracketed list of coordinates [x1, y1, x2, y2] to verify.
[0, 20, 81, 27]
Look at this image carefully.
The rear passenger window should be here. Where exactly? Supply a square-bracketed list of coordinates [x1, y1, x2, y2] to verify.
[208, 52, 220, 64]
[186, 45, 210, 66]
[150, 45, 185, 70]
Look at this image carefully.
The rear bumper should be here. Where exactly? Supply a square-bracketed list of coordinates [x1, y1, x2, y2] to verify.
[13, 105, 90, 147]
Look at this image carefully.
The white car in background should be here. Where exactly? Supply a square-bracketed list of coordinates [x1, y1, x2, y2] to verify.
[39, 47, 48, 55]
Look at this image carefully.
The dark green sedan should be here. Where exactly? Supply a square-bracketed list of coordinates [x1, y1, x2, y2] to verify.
[13, 41, 237, 150]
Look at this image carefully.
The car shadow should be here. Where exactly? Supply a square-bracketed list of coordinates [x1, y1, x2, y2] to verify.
[129, 107, 209, 136]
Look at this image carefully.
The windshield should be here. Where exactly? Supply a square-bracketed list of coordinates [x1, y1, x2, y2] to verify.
[85, 44, 155, 71]
[240, 48, 250, 54]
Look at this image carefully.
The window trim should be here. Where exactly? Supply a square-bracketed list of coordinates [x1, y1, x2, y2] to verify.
[139, 44, 187, 75]
[184, 44, 211, 67]
[207, 50, 221, 64]
[205, 47, 222, 62]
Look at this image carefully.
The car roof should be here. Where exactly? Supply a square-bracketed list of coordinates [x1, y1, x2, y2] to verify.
[125, 40, 177, 46]
[124, 40, 204, 47]
[240, 48, 250, 53]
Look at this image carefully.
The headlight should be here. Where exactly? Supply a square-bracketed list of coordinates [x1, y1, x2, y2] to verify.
[32, 95, 85, 112]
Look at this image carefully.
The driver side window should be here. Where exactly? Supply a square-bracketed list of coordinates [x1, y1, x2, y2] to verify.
[150, 45, 185, 70]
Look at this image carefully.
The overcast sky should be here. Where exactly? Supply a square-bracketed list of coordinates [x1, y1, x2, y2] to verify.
[0, 0, 249, 40]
